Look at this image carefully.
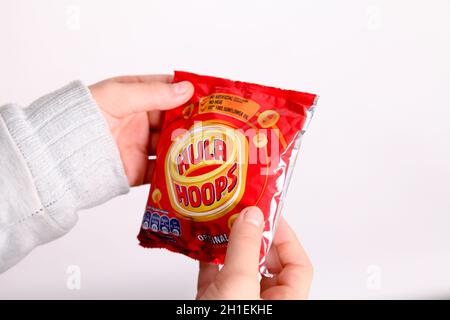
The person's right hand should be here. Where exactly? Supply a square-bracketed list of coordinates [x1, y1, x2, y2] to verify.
[196, 207, 313, 300]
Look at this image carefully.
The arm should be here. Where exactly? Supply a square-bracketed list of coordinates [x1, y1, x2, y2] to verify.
[0, 77, 194, 273]
[0, 81, 129, 273]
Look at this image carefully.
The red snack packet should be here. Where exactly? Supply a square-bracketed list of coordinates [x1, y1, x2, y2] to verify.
[138, 71, 317, 276]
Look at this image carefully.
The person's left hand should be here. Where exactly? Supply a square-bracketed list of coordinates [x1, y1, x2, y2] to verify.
[89, 75, 194, 186]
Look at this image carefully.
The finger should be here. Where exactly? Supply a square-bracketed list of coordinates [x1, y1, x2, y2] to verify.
[148, 110, 164, 129]
[222, 207, 265, 278]
[108, 80, 194, 117]
[196, 262, 219, 299]
[112, 74, 173, 84]
[148, 130, 160, 155]
[272, 218, 313, 298]
[273, 218, 312, 269]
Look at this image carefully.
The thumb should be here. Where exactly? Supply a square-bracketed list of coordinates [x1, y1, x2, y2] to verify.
[223, 207, 265, 277]
[106, 80, 194, 117]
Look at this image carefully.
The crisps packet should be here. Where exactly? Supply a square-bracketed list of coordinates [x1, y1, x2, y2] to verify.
[138, 71, 317, 276]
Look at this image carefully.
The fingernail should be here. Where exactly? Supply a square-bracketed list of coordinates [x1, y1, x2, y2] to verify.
[243, 207, 263, 227]
[172, 81, 191, 95]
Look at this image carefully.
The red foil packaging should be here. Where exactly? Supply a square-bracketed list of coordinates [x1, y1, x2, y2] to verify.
[138, 71, 317, 276]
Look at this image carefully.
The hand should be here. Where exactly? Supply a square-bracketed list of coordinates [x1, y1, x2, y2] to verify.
[89, 75, 194, 186]
[196, 207, 313, 300]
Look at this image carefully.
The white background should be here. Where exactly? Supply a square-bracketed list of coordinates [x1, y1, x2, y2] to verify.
[0, 0, 449, 299]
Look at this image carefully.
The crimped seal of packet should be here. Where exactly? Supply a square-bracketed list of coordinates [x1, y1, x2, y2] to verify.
[138, 71, 318, 277]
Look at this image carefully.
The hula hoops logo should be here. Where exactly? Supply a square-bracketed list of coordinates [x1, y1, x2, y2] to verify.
[165, 122, 248, 221]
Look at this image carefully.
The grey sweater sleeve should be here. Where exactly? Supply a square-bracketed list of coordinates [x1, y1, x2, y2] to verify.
[0, 81, 130, 273]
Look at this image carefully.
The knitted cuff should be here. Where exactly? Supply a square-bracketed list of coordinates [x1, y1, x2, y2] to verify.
[0, 81, 130, 229]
